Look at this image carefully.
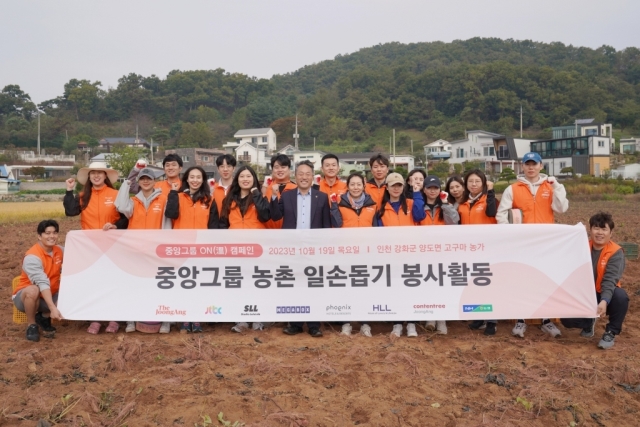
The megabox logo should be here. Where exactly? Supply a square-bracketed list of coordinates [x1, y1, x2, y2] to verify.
[204, 305, 222, 314]
[462, 304, 493, 313]
[276, 306, 310, 314]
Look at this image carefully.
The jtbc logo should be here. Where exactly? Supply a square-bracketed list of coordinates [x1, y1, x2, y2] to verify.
[244, 305, 258, 313]
[373, 305, 391, 311]
[204, 305, 222, 314]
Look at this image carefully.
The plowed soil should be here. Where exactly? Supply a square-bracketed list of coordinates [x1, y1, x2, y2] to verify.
[1, 197, 639, 427]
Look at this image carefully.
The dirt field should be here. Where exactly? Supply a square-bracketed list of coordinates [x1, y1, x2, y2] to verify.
[0, 197, 639, 427]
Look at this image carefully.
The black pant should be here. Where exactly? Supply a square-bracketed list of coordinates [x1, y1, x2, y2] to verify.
[290, 322, 320, 330]
[561, 288, 629, 335]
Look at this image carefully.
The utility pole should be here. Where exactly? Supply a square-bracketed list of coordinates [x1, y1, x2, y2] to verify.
[389, 137, 391, 155]
[293, 114, 299, 150]
[410, 139, 413, 154]
[150, 138, 154, 164]
[392, 129, 396, 168]
[520, 105, 523, 138]
[313, 137, 315, 151]
[37, 111, 41, 156]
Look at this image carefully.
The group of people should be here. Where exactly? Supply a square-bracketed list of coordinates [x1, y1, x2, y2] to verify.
[12, 151, 629, 349]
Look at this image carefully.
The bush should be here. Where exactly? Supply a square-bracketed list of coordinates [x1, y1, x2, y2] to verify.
[615, 186, 634, 195]
[493, 182, 509, 193]
[17, 189, 66, 195]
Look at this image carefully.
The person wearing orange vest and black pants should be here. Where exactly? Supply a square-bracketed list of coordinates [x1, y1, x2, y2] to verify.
[262, 154, 297, 229]
[365, 153, 389, 209]
[497, 152, 569, 339]
[116, 167, 173, 334]
[64, 163, 127, 335]
[165, 166, 219, 334]
[459, 169, 500, 335]
[376, 173, 424, 338]
[210, 154, 237, 214]
[329, 172, 377, 338]
[13, 220, 64, 342]
[415, 176, 460, 335]
[561, 212, 629, 349]
[313, 153, 348, 198]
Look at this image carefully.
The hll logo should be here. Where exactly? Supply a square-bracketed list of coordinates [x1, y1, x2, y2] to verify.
[205, 305, 222, 314]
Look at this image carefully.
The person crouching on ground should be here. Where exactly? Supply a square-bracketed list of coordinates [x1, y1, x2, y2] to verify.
[12, 220, 64, 342]
[116, 167, 172, 334]
[561, 212, 629, 349]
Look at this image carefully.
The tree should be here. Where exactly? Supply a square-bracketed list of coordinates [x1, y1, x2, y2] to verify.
[109, 145, 145, 177]
[560, 166, 574, 176]
[24, 166, 46, 179]
[178, 122, 215, 147]
[499, 167, 517, 182]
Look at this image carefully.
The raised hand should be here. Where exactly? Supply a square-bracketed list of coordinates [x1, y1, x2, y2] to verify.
[314, 174, 322, 185]
[135, 158, 147, 169]
[486, 180, 494, 190]
[547, 176, 556, 185]
[65, 178, 75, 191]
[440, 191, 449, 204]
[171, 181, 181, 191]
[208, 178, 216, 188]
[329, 193, 338, 203]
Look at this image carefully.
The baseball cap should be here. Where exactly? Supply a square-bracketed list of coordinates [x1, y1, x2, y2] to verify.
[522, 152, 542, 164]
[137, 168, 156, 181]
[424, 175, 442, 189]
[385, 173, 405, 187]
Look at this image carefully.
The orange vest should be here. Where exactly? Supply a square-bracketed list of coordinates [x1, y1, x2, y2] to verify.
[15, 243, 63, 296]
[264, 181, 297, 229]
[79, 186, 120, 230]
[338, 201, 376, 228]
[228, 201, 266, 229]
[365, 180, 387, 209]
[458, 194, 497, 225]
[172, 192, 211, 229]
[379, 199, 415, 227]
[591, 240, 623, 293]
[212, 184, 228, 214]
[511, 181, 555, 224]
[417, 206, 446, 226]
[155, 178, 181, 197]
[128, 193, 167, 229]
[317, 178, 347, 198]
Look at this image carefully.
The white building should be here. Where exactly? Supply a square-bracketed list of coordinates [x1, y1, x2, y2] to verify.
[293, 151, 325, 169]
[448, 130, 505, 168]
[620, 138, 640, 154]
[0, 164, 20, 194]
[16, 151, 75, 163]
[339, 153, 415, 177]
[235, 141, 268, 169]
[611, 163, 640, 181]
[492, 136, 538, 174]
[223, 128, 277, 156]
[529, 135, 612, 177]
[424, 139, 451, 160]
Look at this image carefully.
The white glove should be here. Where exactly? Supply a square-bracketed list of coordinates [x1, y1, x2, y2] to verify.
[547, 176, 557, 185]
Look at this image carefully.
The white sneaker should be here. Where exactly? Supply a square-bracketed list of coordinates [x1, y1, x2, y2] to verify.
[511, 321, 527, 338]
[425, 321, 436, 331]
[391, 324, 403, 337]
[436, 321, 448, 335]
[125, 321, 136, 333]
[341, 323, 352, 336]
[406, 323, 418, 337]
[252, 322, 264, 331]
[231, 322, 249, 333]
[360, 323, 372, 337]
[541, 321, 562, 338]
[159, 322, 171, 334]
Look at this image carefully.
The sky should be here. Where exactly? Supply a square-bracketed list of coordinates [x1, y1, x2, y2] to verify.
[1, 0, 639, 104]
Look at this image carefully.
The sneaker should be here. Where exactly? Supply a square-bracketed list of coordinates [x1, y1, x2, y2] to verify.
[469, 320, 486, 330]
[406, 323, 418, 337]
[180, 322, 191, 334]
[340, 323, 352, 336]
[541, 321, 561, 338]
[484, 322, 497, 336]
[35, 312, 56, 335]
[191, 322, 203, 333]
[252, 322, 264, 331]
[159, 322, 171, 334]
[511, 321, 527, 338]
[425, 321, 436, 331]
[231, 322, 249, 333]
[436, 321, 448, 335]
[125, 321, 136, 333]
[360, 324, 372, 337]
[580, 318, 597, 338]
[26, 324, 40, 342]
[598, 331, 615, 349]
[391, 324, 403, 337]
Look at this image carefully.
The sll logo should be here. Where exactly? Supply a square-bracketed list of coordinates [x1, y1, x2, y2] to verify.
[244, 305, 258, 313]
[205, 305, 222, 314]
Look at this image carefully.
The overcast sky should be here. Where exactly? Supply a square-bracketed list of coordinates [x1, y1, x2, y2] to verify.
[2, 0, 639, 104]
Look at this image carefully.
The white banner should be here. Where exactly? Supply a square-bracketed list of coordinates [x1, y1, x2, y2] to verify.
[58, 225, 597, 322]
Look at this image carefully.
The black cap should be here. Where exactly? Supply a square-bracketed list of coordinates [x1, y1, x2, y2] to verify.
[424, 175, 442, 188]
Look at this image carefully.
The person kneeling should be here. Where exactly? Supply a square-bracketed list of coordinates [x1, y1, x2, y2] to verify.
[561, 212, 629, 349]
[12, 220, 64, 342]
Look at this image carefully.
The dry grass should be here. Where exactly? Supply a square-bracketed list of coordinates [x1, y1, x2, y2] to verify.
[0, 202, 65, 223]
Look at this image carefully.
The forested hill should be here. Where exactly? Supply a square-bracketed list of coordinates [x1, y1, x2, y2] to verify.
[1, 38, 640, 153]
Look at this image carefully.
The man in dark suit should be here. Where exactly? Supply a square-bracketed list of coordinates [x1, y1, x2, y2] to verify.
[270, 160, 331, 337]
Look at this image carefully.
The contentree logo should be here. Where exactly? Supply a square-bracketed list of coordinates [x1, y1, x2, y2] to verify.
[155, 305, 186, 316]
[204, 305, 222, 315]
[413, 303, 446, 314]
[326, 304, 351, 315]
[276, 306, 310, 314]
[462, 304, 493, 313]
[241, 305, 260, 316]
